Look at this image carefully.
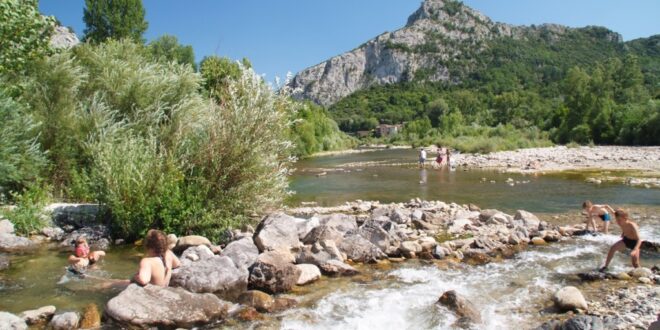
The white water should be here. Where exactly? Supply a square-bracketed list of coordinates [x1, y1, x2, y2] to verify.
[279, 218, 660, 330]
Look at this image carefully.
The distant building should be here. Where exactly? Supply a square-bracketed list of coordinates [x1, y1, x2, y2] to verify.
[357, 130, 373, 138]
[376, 124, 403, 137]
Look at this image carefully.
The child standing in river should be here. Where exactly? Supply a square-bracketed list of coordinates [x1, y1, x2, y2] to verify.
[600, 209, 642, 270]
[582, 200, 616, 234]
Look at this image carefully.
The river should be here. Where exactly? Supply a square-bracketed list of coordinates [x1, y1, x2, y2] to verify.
[0, 149, 658, 328]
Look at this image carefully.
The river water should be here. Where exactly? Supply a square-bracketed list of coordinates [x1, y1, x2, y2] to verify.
[0, 149, 658, 328]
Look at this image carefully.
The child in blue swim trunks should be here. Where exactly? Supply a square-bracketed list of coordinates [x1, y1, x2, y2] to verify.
[582, 200, 616, 234]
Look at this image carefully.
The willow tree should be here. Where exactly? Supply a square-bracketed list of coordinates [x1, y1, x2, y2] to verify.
[82, 0, 148, 43]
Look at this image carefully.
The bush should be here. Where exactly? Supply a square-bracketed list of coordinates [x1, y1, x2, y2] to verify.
[0, 183, 51, 236]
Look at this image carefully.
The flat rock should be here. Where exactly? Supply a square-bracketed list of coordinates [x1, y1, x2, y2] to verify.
[20, 305, 56, 325]
[553, 286, 588, 311]
[0, 234, 35, 252]
[0, 311, 27, 330]
[296, 264, 322, 285]
[220, 237, 259, 270]
[171, 254, 248, 298]
[106, 284, 229, 328]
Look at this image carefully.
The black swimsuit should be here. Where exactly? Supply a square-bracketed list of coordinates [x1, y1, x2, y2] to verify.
[623, 236, 639, 249]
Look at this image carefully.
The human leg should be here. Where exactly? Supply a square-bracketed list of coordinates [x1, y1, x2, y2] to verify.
[602, 240, 625, 269]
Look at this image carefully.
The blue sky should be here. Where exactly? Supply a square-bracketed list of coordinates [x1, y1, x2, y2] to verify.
[40, 0, 660, 82]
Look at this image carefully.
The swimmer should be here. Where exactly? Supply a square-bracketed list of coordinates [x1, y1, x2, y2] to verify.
[68, 236, 106, 271]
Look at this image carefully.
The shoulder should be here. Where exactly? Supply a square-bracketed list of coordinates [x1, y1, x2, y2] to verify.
[139, 257, 153, 267]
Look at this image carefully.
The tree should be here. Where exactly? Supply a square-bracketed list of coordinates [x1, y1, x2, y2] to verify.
[199, 56, 244, 100]
[148, 34, 196, 70]
[83, 0, 148, 44]
[0, 0, 54, 75]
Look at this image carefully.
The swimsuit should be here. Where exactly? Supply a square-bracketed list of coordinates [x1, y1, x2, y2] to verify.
[599, 213, 611, 222]
[622, 236, 639, 250]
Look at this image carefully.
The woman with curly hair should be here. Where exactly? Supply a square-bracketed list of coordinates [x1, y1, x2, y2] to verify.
[132, 229, 180, 286]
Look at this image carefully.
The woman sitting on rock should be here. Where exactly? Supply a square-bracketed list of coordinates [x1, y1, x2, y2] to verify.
[132, 229, 180, 286]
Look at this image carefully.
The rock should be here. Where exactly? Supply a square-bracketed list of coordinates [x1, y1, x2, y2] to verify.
[541, 230, 561, 242]
[514, 210, 541, 230]
[220, 237, 259, 270]
[271, 297, 297, 312]
[181, 245, 215, 262]
[418, 236, 437, 252]
[437, 290, 481, 324]
[235, 307, 265, 322]
[553, 286, 588, 312]
[171, 254, 248, 298]
[638, 277, 652, 284]
[237, 290, 275, 313]
[614, 272, 632, 280]
[463, 250, 492, 265]
[295, 216, 320, 240]
[533, 319, 562, 330]
[166, 234, 177, 250]
[106, 284, 229, 328]
[358, 220, 392, 252]
[296, 264, 322, 285]
[302, 225, 345, 245]
[390, 208, 410, 224]
[0, 219, 15, 235]
[448, 217, 473, 234]
[0, 234, 35, 252]
[577, 271, 610, 282]
[561, 315, 604, 330]
[49, 312, 79, 330]
[411, 209, 424, 221]
[0, 312, 27, 330]
[318, 259, 359, 276]
[296, 244, 334, 266]
[531, 237, 547, 245]
[339, 234, 385, 263]
[412, 219, 439, 231]
[50, 26, 80, 49]
[20, 305, 56, 325]
[479, 209, 500, 222]
[468, 203, 481, 212]
[432, 245, 452, 259]
[173, 235, 212, 253]
[248, 250, 301, 294]
[79, 303, 100, 329]
[45, 203, 101, 229]
[319, 213, 358, 234]
[400, 241, 422, 254]
[41, 227, 65, 241]
[254, 213, 303, 253]
[629, 267, 653, 278]
[0, 254, 10, 271]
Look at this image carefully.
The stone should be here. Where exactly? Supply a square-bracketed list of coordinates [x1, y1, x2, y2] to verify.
[400, 241, 423, 254]
[45, 203, 101, 229]
[50, 26, 79, 49]
[0, 312, 27, 330]
[514, 210, 541, 230]
[638, 277, 652, 284]
[614, 272, 632, 280]
[171, 254, 248, 298]
[166, 234, 177, 250]
[248, 250, 301, 294]
[220, 237, 259, 270]
[531, 237, 547, 245]
[0, 234, 35, 252]
[173, 235, 212, 253]
[479, 209, 500, 222]
[463, 250, 492, 265]
[577, 271, 609, 282]
[0, 220, 15, 235]
[41, 227, 65, 241]
[339, 234, 385, 263]
[432, 245, 452, 259]
[448, 216, 473, 234]
[541, 230, 562, 242]
[49, 312, 79, 330]
[295, 216, 320, 240]
[296, 244, 333, 266]
[19, 305, 56, 325]
[237, 290, 275, 313]
[181, 245, 215, 262]
[319, 259, 359, 276]
[0, 254, 10, 271]
[411, 209, 424, 221]
[79, 303, 100, 329]
[418, 236, 437, 252]
[629, 267, 653, 278]
[302, 225, 345, 245]
[318, 213, 358, 234]
[553, 286, 588, 312]
[235, 307, 265, 322]
[468, 203, 481, 212]
[358, 220, 392, 252]
[254, 213, 303, 253]
[437, 290, 482, 324]
[296, 264, 322, 285]
[412, 219, 439, 231]
[271, 297, 297, 312]
[390, 208, 410, 224]
[561, 315, 604, 330]
[106, 284, 229, 328]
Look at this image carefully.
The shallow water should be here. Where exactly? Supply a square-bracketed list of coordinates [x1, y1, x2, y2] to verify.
[289, 149, 660, 213]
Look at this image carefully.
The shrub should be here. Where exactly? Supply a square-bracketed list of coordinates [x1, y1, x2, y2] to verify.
[0, 182, 51, 235]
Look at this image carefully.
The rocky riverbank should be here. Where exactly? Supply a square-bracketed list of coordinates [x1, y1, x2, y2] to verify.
[1, 200, 658, 329]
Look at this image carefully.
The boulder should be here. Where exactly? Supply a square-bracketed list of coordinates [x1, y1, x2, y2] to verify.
[0, 254, 10, 271]
[432, 246, 452, 259]
[437, 290, 481, 324]
[181, 245, 215, 262]
[339, 235, 385, 263]
[235, 307, 264, 322]
[318, 214, 357, 234]
[390, 208, 410, 224]
[295, 216, 320, 240]
[302, 225, 345, 245]
[577, 271, 610, 282]
[479, 209, 500, 222]
[166, 234, 177, 250]
[49, 312, 79, 330]
[541, 230, 561, 242]
[171, 254, 248, 298]
[296, 264, 322, 285]
[411, 209, 424, 221]
[254, 213, 302, 253]
[399, 241, 423, 257]
[271, 297, 297, 312]
[418, 236, 437, 252]
[106, 284, 229, 328]
[514, 210, 541, 230]
[296, 244, 333, 266]
[0, 312, 27, 330]
[248, 251, 301, 294]
[0, 219, 15, 235]
[45, 203, 101, 229]
[358, 220, 392, 252]
[237, 290, 275, 313]
[412, 219, 439, 231]
[0, 234, 35, 252]
[41, 227, 65, 241]
[318, 259, 359, 276]
[79, 303, 100, 329]
[463, 250, 492, 265]
[173, 235, 212, 254]
[220, 237, 259, 270]
[531, 237, 547, 245]
[553, 286, 588, 311]
[629, 267, 653, 278]
[19, 305, 56, 325]
[561, 315, 605, 330]
[448, 217, 473, 234]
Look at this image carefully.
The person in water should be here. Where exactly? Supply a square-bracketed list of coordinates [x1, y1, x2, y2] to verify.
[582, 200, 616, 234]
[68, 236, 106, 270]
[418, 148, 427, 168]
[132, 229, 180, 286]
[600, 209, 642, 271]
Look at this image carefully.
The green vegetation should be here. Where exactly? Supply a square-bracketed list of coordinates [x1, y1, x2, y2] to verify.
[290, 102, 357, 156]
[83, 0, 148, 43]
[0, 0, 54, 75]
[148, 34, 196, 69]
[330, 27, 660, 149]
[0, 183, 51, 236]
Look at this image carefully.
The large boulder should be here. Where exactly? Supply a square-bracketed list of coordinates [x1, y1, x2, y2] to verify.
[173, 235, 212, 254]
[0, 219, 14, 235]
[390, 208, 410, 224]
[296, 264, 322, 285]
[254, 213, 302, 253]
[248, 251, 301, 294]
[318, 214, 357, 234]
[437, 290, 481, 324]
[514, 210, 541, 230]
[45, 203, 101, 229]
[339, 235, 385, 263]
[303, 225, 345, 245]
[171, 252, 248, 298]
[553, 286, 588, 312]
[318, 259, 359, 276]
[49, 312, 79, 330]
[295, 216, 320, 240]
[0, 312, 27, 330]
[358, 220, 392, 252]
[106, 284, 229, 328]
[561, 315, 605, 330]
[220, 237, 259, 270]
[20, 305, 56, 325]
[0, 234, 35, 252]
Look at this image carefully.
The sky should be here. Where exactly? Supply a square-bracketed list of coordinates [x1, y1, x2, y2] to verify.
[39, 0, 660, 82]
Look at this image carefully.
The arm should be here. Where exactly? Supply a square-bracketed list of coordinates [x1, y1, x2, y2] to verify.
[631, 224, 642, 257]
[604, 205, 616, 214]
[68, 255, 84, 265]
[169, 250, 181, 269]
[133, 259, 152, 286]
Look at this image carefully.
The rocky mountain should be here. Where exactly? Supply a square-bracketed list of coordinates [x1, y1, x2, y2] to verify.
[50, 26, 80, 49]
[289, 0, 624, 106]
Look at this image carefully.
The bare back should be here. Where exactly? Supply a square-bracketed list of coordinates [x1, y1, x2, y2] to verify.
[136, 250, 180, 286]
